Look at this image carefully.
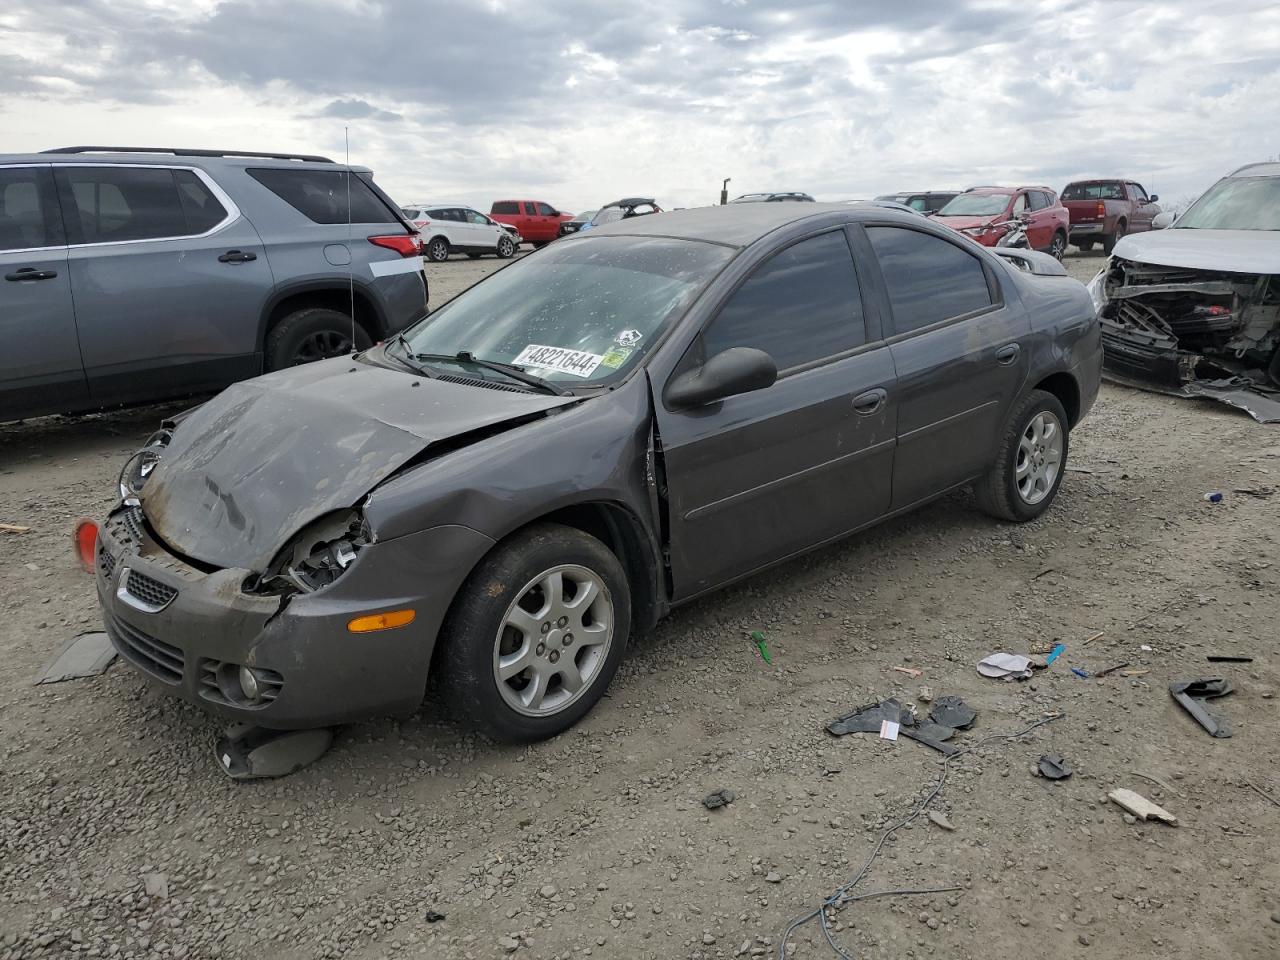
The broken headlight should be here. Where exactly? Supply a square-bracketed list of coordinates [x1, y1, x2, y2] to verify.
[1086, 270, 1106, 315]
[246, 510, 370, 597]
[118, 428, 172, 504]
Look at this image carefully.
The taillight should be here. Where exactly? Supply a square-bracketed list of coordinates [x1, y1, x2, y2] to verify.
[73, 519, 98, 574]
[368, 234, 420, 257]
[1096, 201, 1106, 217]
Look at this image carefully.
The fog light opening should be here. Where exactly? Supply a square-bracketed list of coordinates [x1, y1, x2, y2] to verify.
[238, 665, 262, 703]
[348, 609, 416, 633]
[73, 519, 99, 574]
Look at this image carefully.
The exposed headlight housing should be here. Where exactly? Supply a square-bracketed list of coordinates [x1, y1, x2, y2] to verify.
[246, 510, 370, 597]
[118, 428, 172, 504]
[1087, 268, 1107, 314]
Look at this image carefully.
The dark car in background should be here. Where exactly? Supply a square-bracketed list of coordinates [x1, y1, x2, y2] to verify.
[875, 191, 959, 214]
[934, 186, 1070, 259]
[576, 197, 661, 233]
[1061, 179, 1161, 253]
[558, 209, 597, 237]
[1, 147, 427, 423]
[94, 202, 1100, 743]
[730, 192, 815, 203]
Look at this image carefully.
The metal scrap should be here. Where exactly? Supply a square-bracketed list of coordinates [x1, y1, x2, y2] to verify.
[1169, 678, 1234, 738]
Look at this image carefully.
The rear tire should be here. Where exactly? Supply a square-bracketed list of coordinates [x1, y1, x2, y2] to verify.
[1048, 230, 1067, 260]
[264, 308, 371, 370]
[426, 237, 451, 262]
[1103, 221, 1126, 254]
[975, 390, 1069, 522]
[437, 523, 630, 742]
[1076, 239, 1095, 252]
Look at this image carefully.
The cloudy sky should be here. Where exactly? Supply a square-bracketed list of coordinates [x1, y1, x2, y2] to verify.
[3, 0, 1278, 213]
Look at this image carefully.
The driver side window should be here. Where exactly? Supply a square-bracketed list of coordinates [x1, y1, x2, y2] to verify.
[1012, 194, 1028, 215]
[700, 230, 866, 373]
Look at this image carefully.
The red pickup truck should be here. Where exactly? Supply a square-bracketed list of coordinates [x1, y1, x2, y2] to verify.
[489, 200, 574, 246]
[1061, 180, 1161, 253]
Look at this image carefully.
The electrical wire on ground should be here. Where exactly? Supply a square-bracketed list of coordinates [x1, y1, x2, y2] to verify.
[777, 712, 1065, 959]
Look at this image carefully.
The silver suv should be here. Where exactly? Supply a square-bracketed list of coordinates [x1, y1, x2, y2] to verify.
[1, 147, 428, 422]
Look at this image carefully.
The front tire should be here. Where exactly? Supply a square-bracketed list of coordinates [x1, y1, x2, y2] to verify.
[975, 390, 1069, 522]
[264, 308, 371, 370]
[496, 236, 516, 259]
[426, 237, 450, 262]
[437, 523, 630, 742]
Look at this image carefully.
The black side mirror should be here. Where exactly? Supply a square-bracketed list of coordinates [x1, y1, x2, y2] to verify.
[1148, 194, 1159, 203]
[665, 347, 777, 409]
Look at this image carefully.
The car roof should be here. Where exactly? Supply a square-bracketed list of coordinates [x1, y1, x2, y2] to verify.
[1064, 178, 1126, 184]
[0, 148, 364, 172]
[603, 197, 656, 207]
[582, 201, 922, 248]
[1228, 162, 1280, 178]
[404, 201, 474, 209]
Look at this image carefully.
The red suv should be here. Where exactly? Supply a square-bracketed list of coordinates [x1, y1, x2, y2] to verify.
[489, 200, 574, 246]
[933, 186, 1070, 259]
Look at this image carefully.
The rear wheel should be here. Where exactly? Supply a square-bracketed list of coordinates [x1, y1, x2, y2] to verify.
[1076, 239, 1095, 252]
[265, 308, 371, 370]
[1048, 231, 1067, 260]
[975, 390, 1069, 522]
[1103, 221, 1126, 254]
[426, 237, 450, 262]
[437, 523, 630, 742]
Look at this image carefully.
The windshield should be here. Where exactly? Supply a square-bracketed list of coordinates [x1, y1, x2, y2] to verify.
[730, 194, 769, 203]
[591, 206, 626, 225]
[1176, 177, 1280, 231]
[401, 235, 732, 384]
[937, 193, 1010, 216]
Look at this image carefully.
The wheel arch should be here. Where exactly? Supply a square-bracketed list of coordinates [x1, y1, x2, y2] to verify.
[257, 280, 388, 359]
[1032, 370, 1081, 427]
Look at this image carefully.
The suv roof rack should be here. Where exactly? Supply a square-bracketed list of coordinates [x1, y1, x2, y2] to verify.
[41, 146, 335, 163]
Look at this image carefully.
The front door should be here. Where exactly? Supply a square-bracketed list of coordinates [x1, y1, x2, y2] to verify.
[861, 222, 1031, 508]
[0, 164, 88, 418]
[654, 228, 897, 599]
[54, 164, 271, 406]
[1128, 183, 1154, 232]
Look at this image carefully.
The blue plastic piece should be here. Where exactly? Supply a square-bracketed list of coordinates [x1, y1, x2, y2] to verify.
[1045, 643, 1066, 665]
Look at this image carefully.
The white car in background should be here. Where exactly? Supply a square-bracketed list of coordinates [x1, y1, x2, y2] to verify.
[401, 202, 519, 262]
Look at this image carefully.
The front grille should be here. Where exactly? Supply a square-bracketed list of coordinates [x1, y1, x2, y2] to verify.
[105, 613, 184, 684]
[198, 660, 285, 708]
[123, 569, 178, 610]
[98, 546, 117, 579]
[122, 505, 145, 542]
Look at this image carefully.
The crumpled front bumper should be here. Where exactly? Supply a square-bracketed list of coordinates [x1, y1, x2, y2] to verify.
[95, 506, 494, 728]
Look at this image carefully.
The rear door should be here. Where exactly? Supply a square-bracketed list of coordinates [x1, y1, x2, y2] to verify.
[55, 164, 271, 405]
[655, 227, 897, 598]
[0, 164, 88, 418]
[861, 223, 1030, 508]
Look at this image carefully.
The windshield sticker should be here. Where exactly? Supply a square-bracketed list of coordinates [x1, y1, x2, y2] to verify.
[600, 346, 634, 369]
[615, 329, 643, 347]
[512, 344, 604, 378]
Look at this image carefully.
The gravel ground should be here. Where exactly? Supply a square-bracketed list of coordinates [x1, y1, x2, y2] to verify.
[3, 248, 1279, 960]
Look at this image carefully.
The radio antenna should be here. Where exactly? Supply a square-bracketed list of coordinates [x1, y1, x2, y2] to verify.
[345, 126, 355, 351]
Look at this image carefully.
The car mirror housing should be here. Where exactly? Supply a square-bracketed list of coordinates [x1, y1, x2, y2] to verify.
[665, 347, 778, 409]
[1149, 194, 1159, 202]
[1152, 211, 1175, 229]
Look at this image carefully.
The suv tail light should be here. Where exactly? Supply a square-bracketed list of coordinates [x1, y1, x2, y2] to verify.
[369, 234, 421, 257]
[1096, 201, 1106, 217]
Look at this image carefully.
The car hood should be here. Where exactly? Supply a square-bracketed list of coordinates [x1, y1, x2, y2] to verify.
[1113, 228, 1280, 274]
[932, 215, 996, 231]
[142, 355, 579, 570]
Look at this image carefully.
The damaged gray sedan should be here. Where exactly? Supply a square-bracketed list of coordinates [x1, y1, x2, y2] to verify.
[1093, 161, 1280, 422]
[95, 203, 1100, 741]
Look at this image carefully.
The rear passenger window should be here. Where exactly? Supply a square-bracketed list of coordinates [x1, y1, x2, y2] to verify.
[173, 170, 228, 233]
[248, 168, 393, 224]
[868, 227, 993, 335]
[491, 201, 518, 215]
[702, 230, 866, 372]
[59, 167, 190, 243]
[0, 167, 54, 251]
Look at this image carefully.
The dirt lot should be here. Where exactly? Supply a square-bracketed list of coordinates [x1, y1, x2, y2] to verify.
[3, 249, 1278, 960]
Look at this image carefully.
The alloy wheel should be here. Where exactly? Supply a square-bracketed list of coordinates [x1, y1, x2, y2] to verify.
[492, 564, 614, 717]
[291, 330, 352, 364]
[1050, 233, 1066, 260]
[428, 239, 449, 262]
[1015, 410, 1063, 505]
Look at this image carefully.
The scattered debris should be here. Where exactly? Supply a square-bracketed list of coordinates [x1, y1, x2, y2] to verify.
[1082, 630, 1106, 646]
[1169, 678, 1234, 738]
[424, 910, 446, 923]
[748, 630, 772, 665]
[1120, 669, 1151, 678]
[1031, 566, 1057, 579]
[1132, 770, 1182, 797]
[143, 873, 169, 899]
[892, 665, 923, 678]
[1244, 781, 1280, 810]
[1140, 644, 1154, 652]
[916, 685, 933, 703]
[1038, 754, 1073, 780]
[1066, 465, 1095, 474]
[926, 810, 955, 831]
[1203, 491, 1225, 503]
[976, 653, 1034, 680]
[33, 632, 116, 685]
[1045, 643, 1066, 665]
[0, 522, 31, 534]
[702, 788, 736, 810]
[1109, 788, 1178, 826]
[928, 696, 977, 730]
[826, 697, 970, 756]
[215, 723, 335, 780]
[828, 700, 906, 737]
[1071, 667, 1090, 679]
[1232, 486, 1275, 498]
[1094, 662, 1130, 678]
[879, 719, 900, 741]
[1207, 654, 1254, 663]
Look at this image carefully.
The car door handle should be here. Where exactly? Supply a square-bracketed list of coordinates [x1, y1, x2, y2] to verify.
[5, 268, 58, 281]
[852, 388, 887, 415]
[995, 344, 1021, 365]
[218, 250, 257, 263]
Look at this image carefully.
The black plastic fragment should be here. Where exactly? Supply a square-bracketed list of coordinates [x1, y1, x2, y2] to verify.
[929, 695, 977, 730]
[703, 788, 737, 809]
[827, 697, 973, 755]
[1206, 655, 1254, 663]
[827, 699, 910, 736]
[424, 910, 445, 923]
[1038, 753, 1073, 780]
[1169, 678, 1234, 738]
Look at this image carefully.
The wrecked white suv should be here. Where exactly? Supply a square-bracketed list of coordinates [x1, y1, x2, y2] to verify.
[1092, 161, 1280, 422]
